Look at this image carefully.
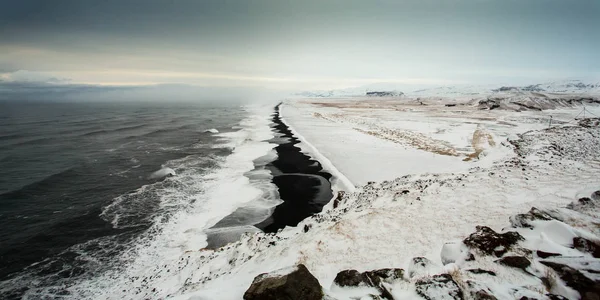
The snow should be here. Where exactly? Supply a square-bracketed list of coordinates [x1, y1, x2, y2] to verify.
[60, 97, 600, 300]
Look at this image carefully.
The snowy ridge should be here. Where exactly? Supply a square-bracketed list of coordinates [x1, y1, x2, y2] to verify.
[66, 115, 600, 299]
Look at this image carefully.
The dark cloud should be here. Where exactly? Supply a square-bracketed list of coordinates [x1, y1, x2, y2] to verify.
[1, 0, 598, 87]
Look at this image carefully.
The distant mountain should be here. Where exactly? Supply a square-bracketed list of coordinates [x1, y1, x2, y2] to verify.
[295, 79, 600, 99]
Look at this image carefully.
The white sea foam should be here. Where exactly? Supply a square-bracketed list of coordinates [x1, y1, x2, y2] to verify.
[67, 105, 279, 299]
[204, 128, 219, 134]
[148, 167, 176, 179]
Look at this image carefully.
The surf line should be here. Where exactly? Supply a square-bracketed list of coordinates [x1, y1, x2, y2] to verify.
[255, 103, 334, 233]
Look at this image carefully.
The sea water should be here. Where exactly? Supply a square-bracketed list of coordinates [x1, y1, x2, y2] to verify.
[0, 101, 279, 299]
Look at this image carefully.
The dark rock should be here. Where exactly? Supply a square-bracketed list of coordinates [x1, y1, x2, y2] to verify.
[332, 268, 403, 299]
[541, 261, 600, 300]
[364, 268, 405, 286]
[465, 280, 498, 300]
[463, 226, 524, 257]
[408, 257, 436, 278]
[303, 224, 310, 233]
[509, 207, 553, 228]
[546, 294, 569, 300]
[415, 274, 464, 300]
[465, 252, 476, 261]
[333, 269, 369, 287]
[496, 256, 530, 271]
[573, 237, 600, 258]
[466, 269, 497, 276]
[536, 251, 561, 258]
[333, 191, 345, 209]
[591, 191, 600, 201]
[243, 264, 323, 300]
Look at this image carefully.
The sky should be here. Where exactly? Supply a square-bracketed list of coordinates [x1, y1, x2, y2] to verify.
[1, 0, 599, 95]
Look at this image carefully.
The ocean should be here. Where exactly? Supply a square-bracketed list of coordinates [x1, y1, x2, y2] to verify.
[0, 101, 281, 299]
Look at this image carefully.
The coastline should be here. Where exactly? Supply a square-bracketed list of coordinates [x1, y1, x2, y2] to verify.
[257, 103, 333, 233]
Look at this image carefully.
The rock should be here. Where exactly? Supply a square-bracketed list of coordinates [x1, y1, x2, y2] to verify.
[546, 294, 569, 300]
[332, 269, 369, 287]
[573, 237, 600, 258]
[466, 269, 496, 276]
[495, 256, 531, 271]
[510, 207, 553, 228]
[541, 261, 600, 300]
[536, 251, 561, 259]
[591, 191, 600, 201]
[465, 280, 498, 300]
[333, 191, 345, 209]
[415, 274, 464, 300]
[567, 197, 598, 212]
[243, 264, 323, 300]
[363, 268, 404, 286]
[303, 224, 310, 233]
[332, 268, 403, 300]
[463, 226, 524, 257]
[408, 257, 437, 278]
[441, 242, 471, 265]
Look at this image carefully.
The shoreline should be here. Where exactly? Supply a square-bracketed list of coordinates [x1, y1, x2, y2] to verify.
[205, 103, 334, 248]
[257, 103, 333, 233]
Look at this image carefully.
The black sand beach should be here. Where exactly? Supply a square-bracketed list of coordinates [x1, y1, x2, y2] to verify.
[258, 104, 333, 232]
[206, 104, 333, 248]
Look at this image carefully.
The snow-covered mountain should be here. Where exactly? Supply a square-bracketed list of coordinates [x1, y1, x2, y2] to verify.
[296, 80, 600, 99]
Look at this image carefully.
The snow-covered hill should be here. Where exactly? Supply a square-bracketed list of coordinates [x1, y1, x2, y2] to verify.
[296, 80, 600, 99]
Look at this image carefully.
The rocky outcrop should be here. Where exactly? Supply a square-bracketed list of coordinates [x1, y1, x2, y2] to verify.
[408, 257, 437, 278]
[573, 237, 600, 258]
[463, 226, 524, 257]
[495, 256, 530, 271]
[243, 264, 323, 300]
[332, 268, 403, 299]
[509, 207, 553, 228]
[415, 274, 464, 300]
[366, 91, 404, 97]
[540, 261, 600, 300]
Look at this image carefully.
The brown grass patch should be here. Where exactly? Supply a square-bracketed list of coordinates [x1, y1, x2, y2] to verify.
[464, 127, 496, 161]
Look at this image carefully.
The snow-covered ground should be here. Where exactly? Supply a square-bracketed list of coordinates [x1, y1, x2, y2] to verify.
[62, 97, 599, 299]
[282, 98, 600, 187]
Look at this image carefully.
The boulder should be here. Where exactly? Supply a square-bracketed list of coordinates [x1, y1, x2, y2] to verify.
[465, 280, 498, 300]
[495, 256, 530, 271]
[463, 226, 524, 257]
[536, 251, 561, 259]
[509, 207, 553, 228]
[408, 257, 437, 278]
[591, 191, 600, 201]
[441, 242, 472, 265]
[332, 268, 403, 300]
[332, 269, 369, 287]
[243, 264, 323, 300]
[415, 274, 464, 300]
[573, 237, 600, 258]
[541, 261, 600, 300]
[363, 268, 404, 286]
[466, 269, 496, 276]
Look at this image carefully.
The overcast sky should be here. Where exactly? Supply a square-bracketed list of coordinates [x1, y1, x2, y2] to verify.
[1, 0, 599, 91]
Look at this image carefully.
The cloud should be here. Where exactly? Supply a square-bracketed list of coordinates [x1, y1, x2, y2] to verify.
[0, 70, 71, 84]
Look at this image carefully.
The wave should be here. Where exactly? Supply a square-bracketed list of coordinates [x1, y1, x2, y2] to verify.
[0, 133, 23, 141]
[62, 105, 279, 299]
[79, 124, 148, 137]
[148, 167, 176, 180]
